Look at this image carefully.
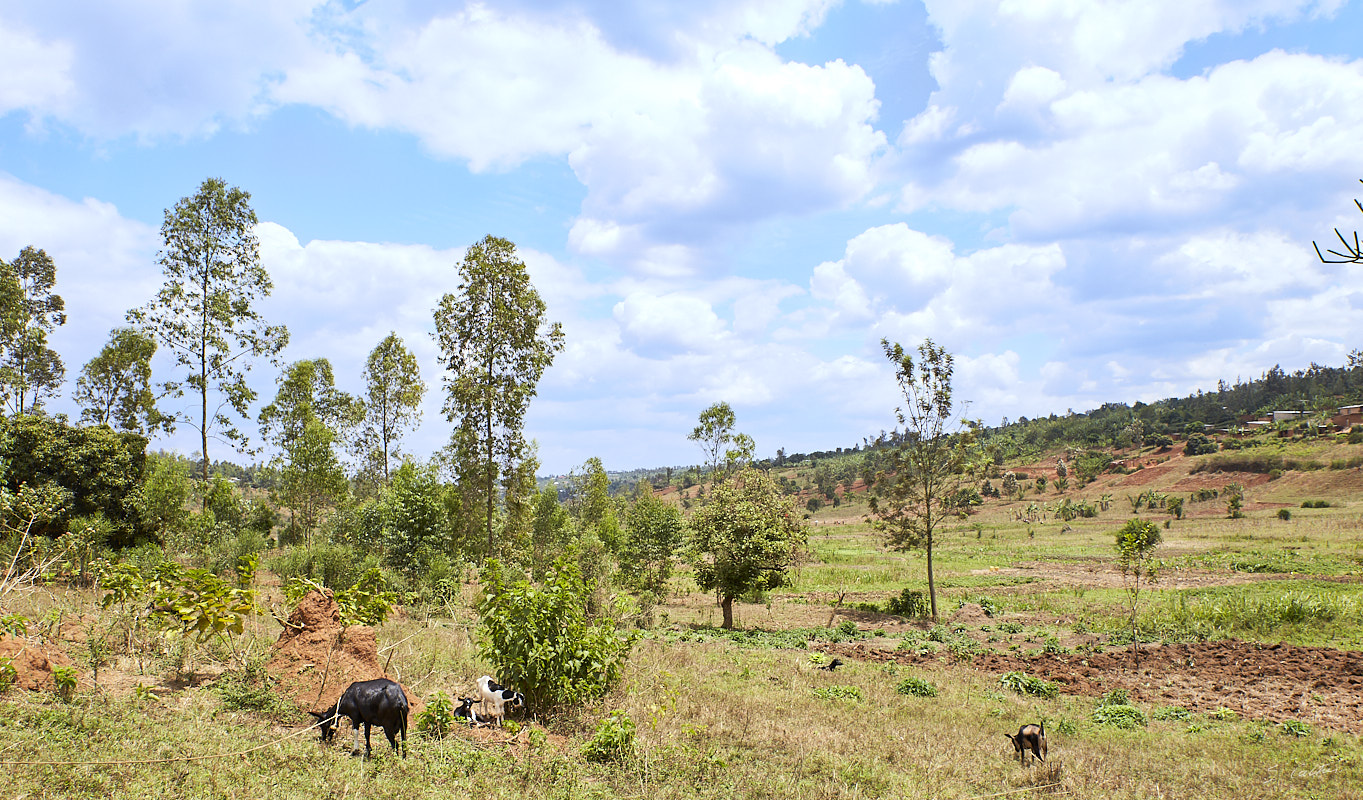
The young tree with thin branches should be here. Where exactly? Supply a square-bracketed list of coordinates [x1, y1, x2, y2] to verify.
[128, 178, 288, 485]
[869, 338, 970, 621]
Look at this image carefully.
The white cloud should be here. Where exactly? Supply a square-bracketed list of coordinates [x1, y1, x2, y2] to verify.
[1, 0, 317, 138]
[0, 18, 75, 119]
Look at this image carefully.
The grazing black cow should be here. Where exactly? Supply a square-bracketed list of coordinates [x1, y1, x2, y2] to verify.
[310, 678, 408, 758]
[1006, 722, 1046, 765]
[476, 675, 525, 726]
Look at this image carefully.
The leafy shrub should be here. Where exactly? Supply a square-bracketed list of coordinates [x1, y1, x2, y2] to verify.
[927, 624, 949, 643]
[1098, 688, 1130, 707]
[1209, 707, 1238, 722]
[837, 619, 859, 637]
[1152, 705, 1191, 721]
[1184, 433, 1219, 456]
[895, 676, 938, 697]
[998, 621, 1024, 635]
[1092, 704, 1146, 728]
[51, 665, 78, 701]
[1279, 719, 1311, 737]
[1300, 500, 1331, 509]
[812, 685, 863, 702]
[582, 710, 635, 762]
[478, 559, 634, 710]
[0, 657, 16, 692]
[1277, 509, 1292, 521]
[0, 614, 27, 638]
[417, 691, 457, 739]
[999, 671, 1059, 699]
[886, 588, 929, 617]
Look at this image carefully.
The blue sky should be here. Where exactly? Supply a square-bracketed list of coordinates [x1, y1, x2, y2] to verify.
[2, 0, 1362, 474]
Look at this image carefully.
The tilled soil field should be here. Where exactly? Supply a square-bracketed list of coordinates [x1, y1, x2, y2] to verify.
[821, 638, 1363, 734]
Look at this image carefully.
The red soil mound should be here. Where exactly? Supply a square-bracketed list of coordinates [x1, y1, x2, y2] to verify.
[265, 590, 419, 717]
[0, 635, 78, 692]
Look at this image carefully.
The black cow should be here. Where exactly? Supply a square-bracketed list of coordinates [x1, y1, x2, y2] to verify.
[310, 678, 409, 758]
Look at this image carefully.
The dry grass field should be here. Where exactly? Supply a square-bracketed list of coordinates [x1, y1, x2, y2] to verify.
[3, 444, 1363, 799]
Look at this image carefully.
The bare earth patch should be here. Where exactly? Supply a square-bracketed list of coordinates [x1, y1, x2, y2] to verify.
[821, 638, 1363, 734]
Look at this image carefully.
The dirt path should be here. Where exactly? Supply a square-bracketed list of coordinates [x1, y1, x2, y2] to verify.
[821, 638, 1363, 734]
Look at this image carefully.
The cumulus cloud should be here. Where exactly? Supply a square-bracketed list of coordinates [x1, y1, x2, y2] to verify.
[0, 0, 316, 138]
[275, 2, 885, 274]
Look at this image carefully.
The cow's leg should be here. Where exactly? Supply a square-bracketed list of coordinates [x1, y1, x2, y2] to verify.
[351, 720, 364, 756]
[364, 722, 373, 758]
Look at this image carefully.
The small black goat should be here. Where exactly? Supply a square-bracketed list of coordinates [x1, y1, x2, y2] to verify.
[818, 658, 844, 671]
[310, 678, 408, 758]
[1006, 721, 1046, 765]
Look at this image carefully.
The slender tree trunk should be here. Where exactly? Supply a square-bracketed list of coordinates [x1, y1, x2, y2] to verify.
[721, 594, 735, 629]
[926, 531, 938, 621]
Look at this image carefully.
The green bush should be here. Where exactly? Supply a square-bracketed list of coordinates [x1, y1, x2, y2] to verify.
[0, 657, 16, 692]
[1277, 509, 1292, 521]
[895, 676, 938, 697]
[51, 665, 78, 701]
[999, 671, 1059, 699]
[1, 415, 149, 545]
[812, 685, 863, 702]
[998, 621, 1024, 634]
[1152, 705, 1191, 721]
[1092, 704, 1147, 728]
[1184, 433, 1219, 456]
[1279, 719, 1311, 737]
[1098, 688, 1129, 707]
[886, 588, 929, 617]
[1300, 500, 1331, 509]
[417, 691, 457, 739]
[582, 710, 635, 762]
[477, 559, 634, 711]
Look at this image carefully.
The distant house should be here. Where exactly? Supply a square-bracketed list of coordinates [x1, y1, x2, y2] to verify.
[1332, 404, 1363, 430]
[1270, 410, 1304, 423]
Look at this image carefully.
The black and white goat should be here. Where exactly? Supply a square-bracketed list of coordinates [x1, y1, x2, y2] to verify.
[454, 696, 484, 725]
[476, 675, 525, 726]
[1006, 721, 1046, 765]
[310, 678, 409, 758]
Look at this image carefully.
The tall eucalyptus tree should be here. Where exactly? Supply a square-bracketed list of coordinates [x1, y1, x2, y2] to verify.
[433, 235, 564, 559]
[128, 178, 288, 484]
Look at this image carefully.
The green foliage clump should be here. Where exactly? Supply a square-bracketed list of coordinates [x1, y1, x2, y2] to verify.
[581, 710, 635, 762]
[417, 691, 457, 739]
[620, 489, 683, 599]
[998, 621, 1024, 635]
[1092, 703, 1146, 728]
[999, 671, 1059, 699]
[51, 665, 78, 701]
[1300, 500, 1331, 509]
[1, 414, 148, 545]
[1152, 705, 1192, 721]
[886, 588, 929, 617]
[477, 558, 634, 711]
[1209, 707, 1238, 721]
[1279, 719, 1311, 737]
[0, 657, 16, 693]
[1184, 433, 1219, 456]
[895, 676, 938, 697]
[811, 685, 863, 702]
[1277, 508, 1292, 521]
